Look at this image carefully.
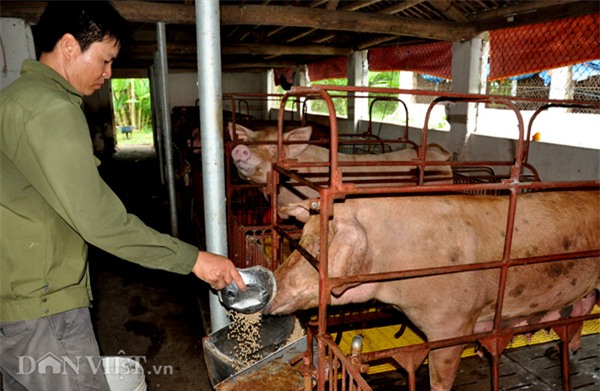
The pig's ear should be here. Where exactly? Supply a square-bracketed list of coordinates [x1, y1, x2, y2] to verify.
[283, 126, 312, 158]
[328, 220, 369, 296]
[279, 200, 311, 223]
[228, 122, 255, 141]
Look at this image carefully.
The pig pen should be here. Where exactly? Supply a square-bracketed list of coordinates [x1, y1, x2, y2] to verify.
[170, 93, 291, 247]
[229, 86, 599, 391]
[224, 92, 322, 267]
[220, 92, 444, 387]
[224, 92, 418, 267]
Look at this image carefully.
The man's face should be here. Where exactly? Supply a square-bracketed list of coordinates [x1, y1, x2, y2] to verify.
[67, 37, 120, 96]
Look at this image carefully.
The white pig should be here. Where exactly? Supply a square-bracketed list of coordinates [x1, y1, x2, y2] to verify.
[265, 190, 600, 390]
[229, 123, 453, 215]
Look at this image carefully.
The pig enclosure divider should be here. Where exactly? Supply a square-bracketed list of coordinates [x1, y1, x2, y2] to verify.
[264, 86, 600, 391]
[223, 91, 339, 266]
[229, 96, 600, 261]
[220, 94, 600, 265]
[223, 92, 423, 267]
[522, 101, 600, 165]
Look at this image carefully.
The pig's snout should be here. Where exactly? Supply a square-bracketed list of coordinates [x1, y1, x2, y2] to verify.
[232, 145, 251, 163]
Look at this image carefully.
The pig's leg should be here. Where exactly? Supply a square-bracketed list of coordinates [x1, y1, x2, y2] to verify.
[419, 316, 478, 391]
[428, 345, 466, 391]
[565, 290, 598, 351]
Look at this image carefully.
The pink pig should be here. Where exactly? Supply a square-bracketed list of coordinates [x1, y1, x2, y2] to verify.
[229, 122, 453, 216]
[265, 190, 600, 390]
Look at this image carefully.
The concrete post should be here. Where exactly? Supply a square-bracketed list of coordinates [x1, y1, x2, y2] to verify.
[347, 51, 369, 133]
[449, 35, 485, 159]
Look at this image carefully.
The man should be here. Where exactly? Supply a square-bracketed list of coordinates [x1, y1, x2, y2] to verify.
[0, 2, 245, 390]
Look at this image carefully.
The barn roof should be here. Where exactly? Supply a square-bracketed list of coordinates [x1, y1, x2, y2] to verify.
[1, 1, 598, 77]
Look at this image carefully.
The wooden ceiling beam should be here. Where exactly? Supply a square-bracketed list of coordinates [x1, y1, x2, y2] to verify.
[313, 34, 337, 44]
[308, 0, 330, 8]
[471, 1, 599, 31]
[128, 42, 351, 57]
[357, 36, 403, 51]
[339, 0, 381, 12]
[222, 61, 299, 70]
[5, 1, 590, 44]
[2, 2, 476, 42]
[471, 0, 582, 22]
[426, 0, 469, 22]
[325, 0, 341, 10]
[0, 1, 194, 24]
[380, 0, 427, 15]
[221, 43, 351, 56]
[0, 2, 47, 23]
[286, 28, 318, 43]
[220, 5, 479, 42]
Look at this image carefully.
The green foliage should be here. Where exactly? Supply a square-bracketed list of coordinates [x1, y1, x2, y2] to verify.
[307, 78, 348, 117]
[111, 78, 152, 131]
[369, 71, 400, 88]
[305, 71, 448, 130]
[368, 71, 400, 121]
[488, 79, 513, 96]
[116, 126, 154, 146]
[306, 72, 402, 120]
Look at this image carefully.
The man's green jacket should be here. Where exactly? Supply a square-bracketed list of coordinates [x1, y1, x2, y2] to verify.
[0, 60, 198, 322]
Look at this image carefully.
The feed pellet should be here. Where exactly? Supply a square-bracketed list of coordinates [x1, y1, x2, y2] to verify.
[227, 310, 264, 371]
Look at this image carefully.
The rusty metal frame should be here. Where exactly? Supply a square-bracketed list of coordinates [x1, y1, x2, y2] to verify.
[367, 96, 412, 142]
[264, 85, 600, 391]
[523, 102, 600, 164]
[223, 91, 428, 268]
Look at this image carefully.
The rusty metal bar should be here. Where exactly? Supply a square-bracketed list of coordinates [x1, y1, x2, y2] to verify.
[524, 102, 600, 163]
[257, 85, 599, 390]
[367, 96, 411, 141]
[420, 96, 526, 185]
[327, 248, 599, 288]
[315, 84, 600, 107]
[493, 188, 519, 331]
[222, 93, 238, 132]
[356, 312, 598, 365]
[269, 168, 282, 268]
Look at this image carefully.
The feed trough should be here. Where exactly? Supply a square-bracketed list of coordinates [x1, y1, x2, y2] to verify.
[203, 314, 306, 389]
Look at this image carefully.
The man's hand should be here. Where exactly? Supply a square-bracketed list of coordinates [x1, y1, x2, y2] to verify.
[192, 251, 247, 291]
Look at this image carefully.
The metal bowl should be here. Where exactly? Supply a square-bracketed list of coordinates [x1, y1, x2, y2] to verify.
[218, 266, 277, 314]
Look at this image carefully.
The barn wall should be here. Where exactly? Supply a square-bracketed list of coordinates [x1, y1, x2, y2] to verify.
[468, 134, 599, 181]
[378, 120, 598, 181]
[0, 18, 35, 89]
[222, 72, 269, 120]
[222, 72, 267, 93]
[102, 58, 600, 185]
[168, 71, 267, 114]
[168, 73, 200, 108]
[307, 115, 598, 182]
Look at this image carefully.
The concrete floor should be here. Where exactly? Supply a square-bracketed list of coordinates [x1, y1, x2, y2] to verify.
[90, 144, 214, 391]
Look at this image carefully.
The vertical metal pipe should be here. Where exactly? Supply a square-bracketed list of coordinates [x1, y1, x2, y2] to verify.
[195, 0, 230, 331]
[491, 355, 500, 391]
[156, 22, 179, 237]
[560, 335, 571, 391]
[149, 63, 166, 185]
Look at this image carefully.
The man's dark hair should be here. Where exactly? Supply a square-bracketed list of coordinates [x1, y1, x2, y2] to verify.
[33, 1, 131, 54]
